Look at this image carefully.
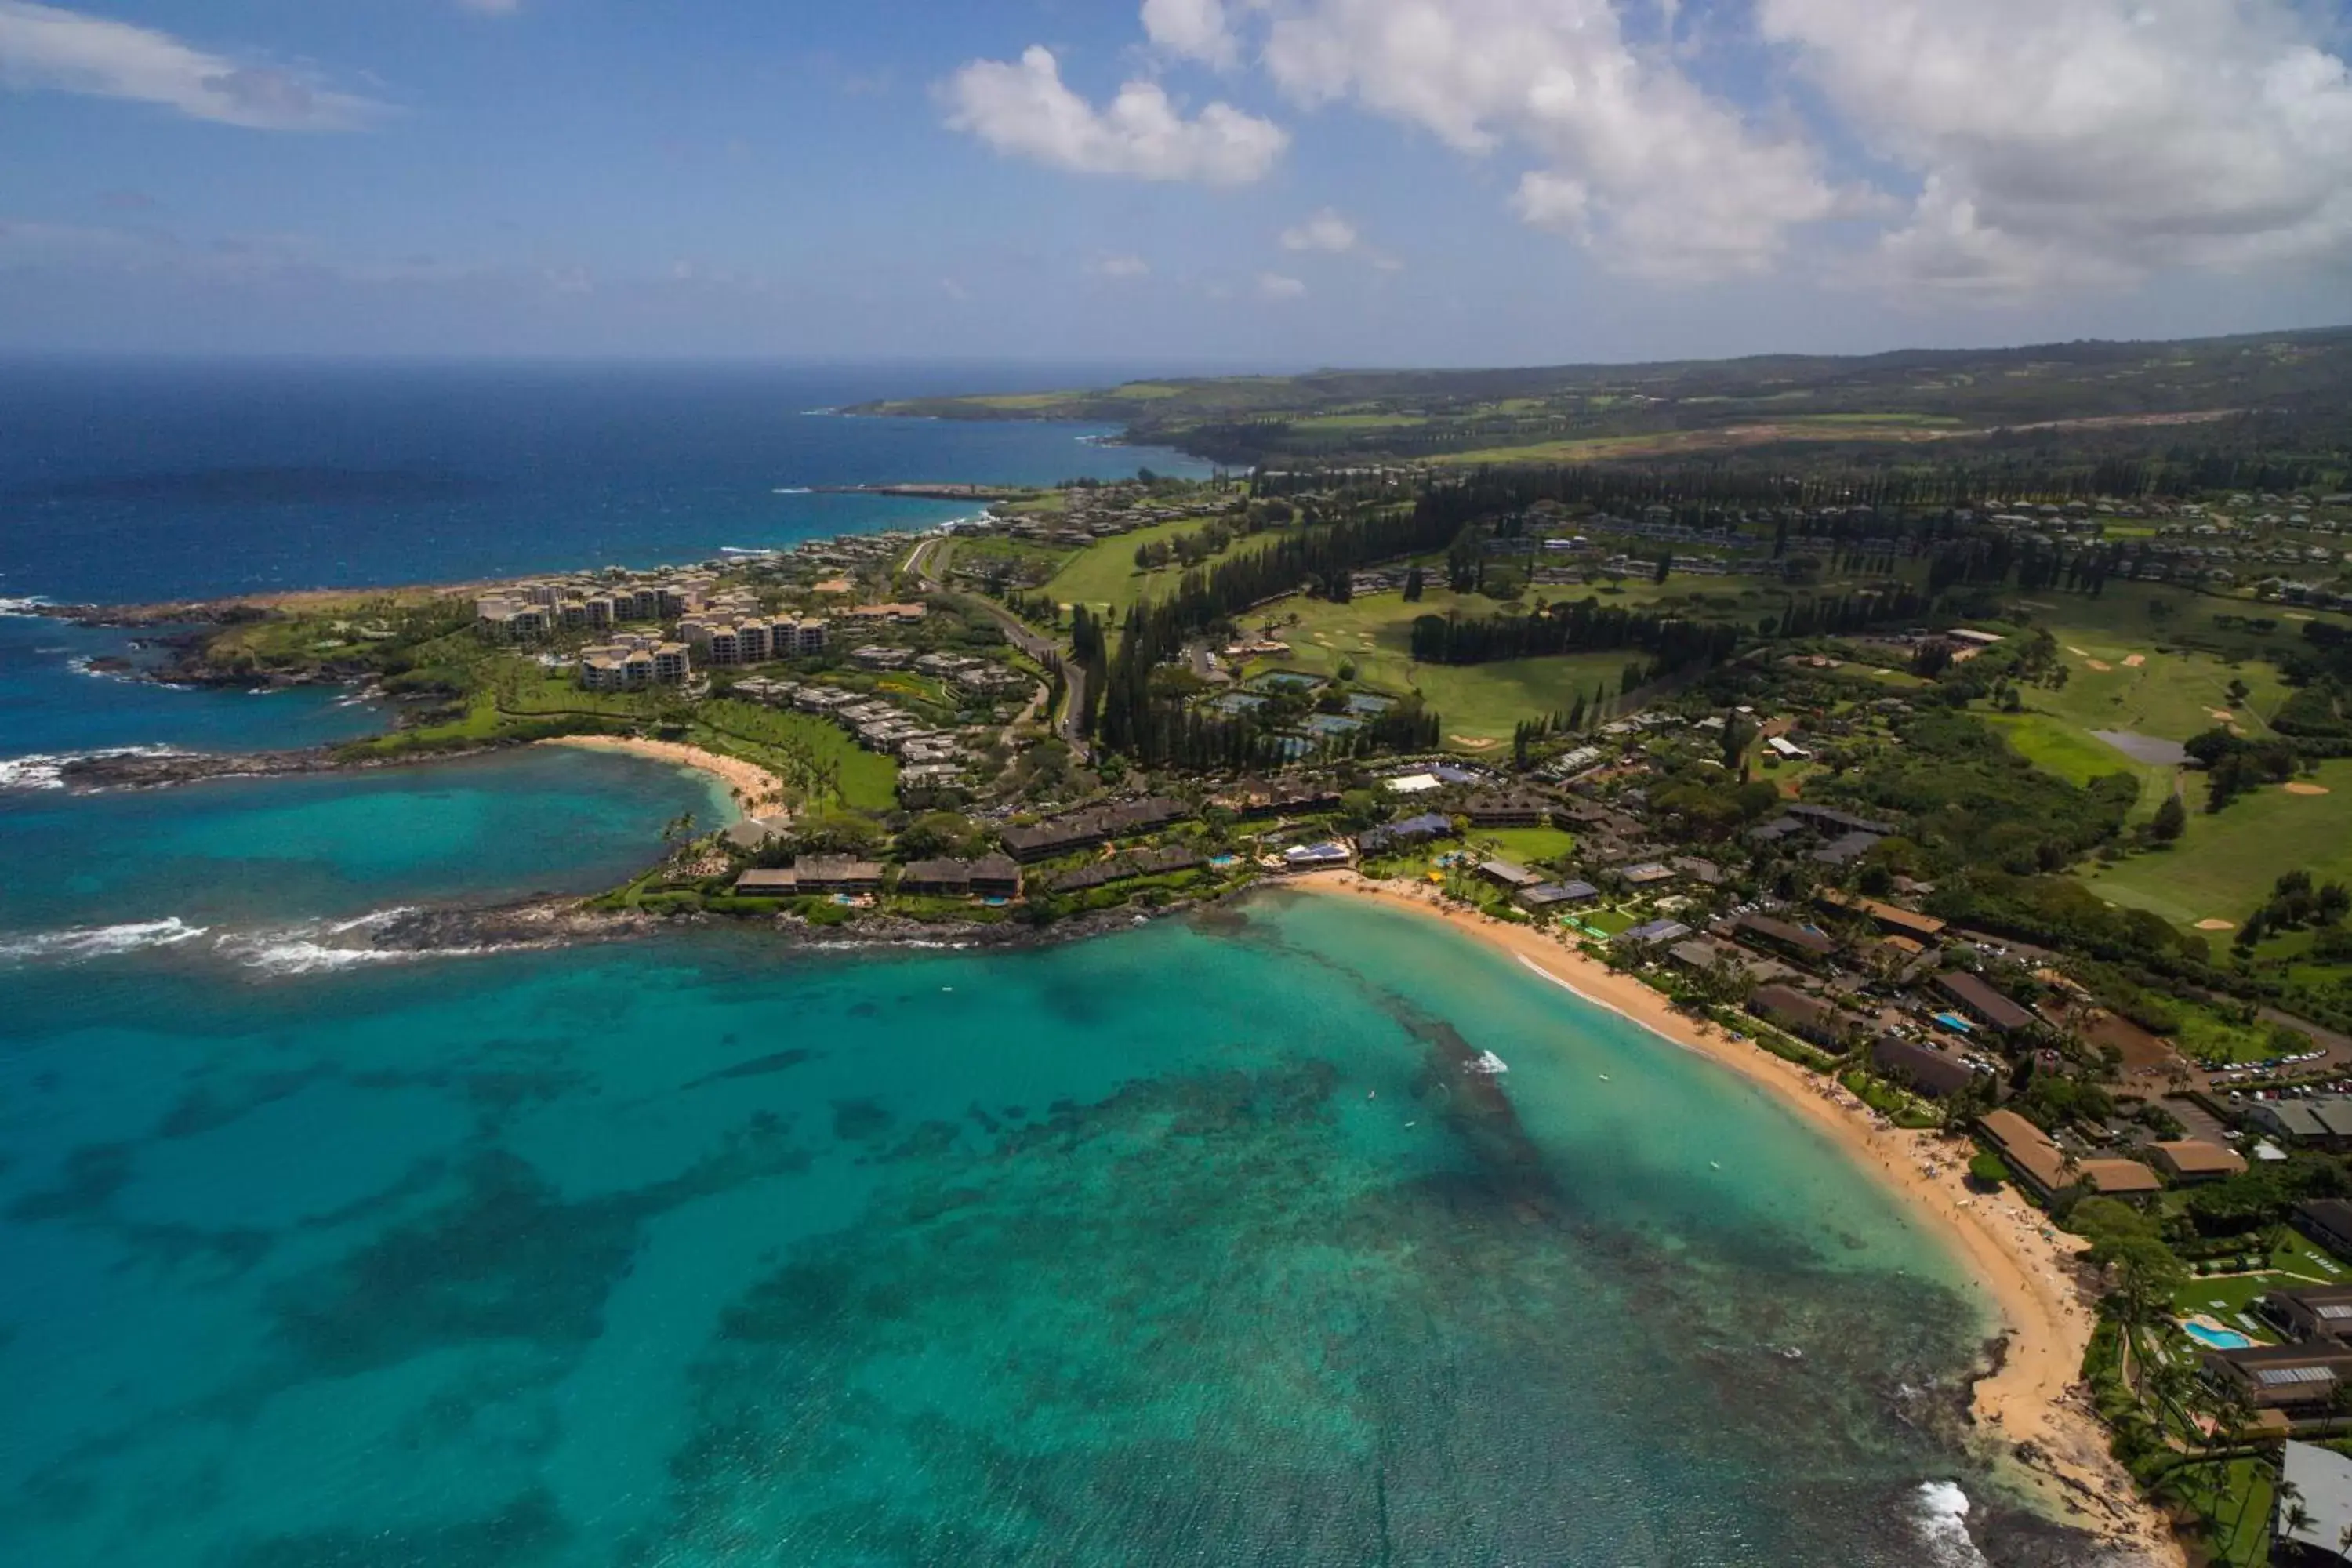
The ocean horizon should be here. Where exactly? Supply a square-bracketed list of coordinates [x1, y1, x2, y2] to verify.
[0, 361, 1212, 608]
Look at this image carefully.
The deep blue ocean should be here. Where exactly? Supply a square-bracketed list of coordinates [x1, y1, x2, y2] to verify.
[0, 361, 1210, 608]
[0, 365, 2063, 1566]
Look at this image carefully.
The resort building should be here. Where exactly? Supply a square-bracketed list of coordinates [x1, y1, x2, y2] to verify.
[794, 856, 884, 893]
[1731, 913, 1840, 967]
[2148, 1140, 2248, 1184]
[1462, 790, 1553, 828]
[1934, 971, 2038, 1034]
[1867, 1033, 1980, 1098]
[2251, 1098, 2352, 1150]
[1476, 860, 1546, 893]
[2204, 1342, 2352, 1414]
[652, 643, 691, 684]
[1516, 881, 1598, 913]
[1746, 985, 1863, 1050]
[896, 855, 1024, 898]
[731, 868, 799, 896]
[2297, 1200, 2352, 1258]
[2266, 1287, 2352, 1348]
[1977, 1109, 2158, 1200]
[1357, 813, 1455, 855]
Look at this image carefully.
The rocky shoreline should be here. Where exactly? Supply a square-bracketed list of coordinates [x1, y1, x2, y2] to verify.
[51, 742, 488, 792]
[364, 891, 1195, 960]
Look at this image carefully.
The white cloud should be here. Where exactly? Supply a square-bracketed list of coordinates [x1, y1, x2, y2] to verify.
[942, 45, 1287, 184]
[1256, 0, 1841, 280]
[1089, 252, 1152, 278]
[1756, 0, 2352, 291]
[1256, 270, 1307, 299]
[1279, 207, 1358, 252]
[0, 1, 379, 129]
[1142, 0, 1239, 68]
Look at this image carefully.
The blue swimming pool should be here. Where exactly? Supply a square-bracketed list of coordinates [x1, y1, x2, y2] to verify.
[1933, 1013, 1976, 1034]
[2182, 1320, 2253, 1350]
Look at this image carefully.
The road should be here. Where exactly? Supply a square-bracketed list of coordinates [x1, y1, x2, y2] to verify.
[906, 534, 1089, 758]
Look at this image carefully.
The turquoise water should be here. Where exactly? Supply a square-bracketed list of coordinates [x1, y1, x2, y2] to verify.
[2181, 1320, 2252, 1351]
[0, 891, 2038, 1566]
[0, 747, 723, 961]
[0, 615, 390, 765]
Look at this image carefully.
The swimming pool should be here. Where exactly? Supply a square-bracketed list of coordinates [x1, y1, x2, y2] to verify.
[1933, 1013, 1976, 1034]
[2182, 1319, 2253, 1351]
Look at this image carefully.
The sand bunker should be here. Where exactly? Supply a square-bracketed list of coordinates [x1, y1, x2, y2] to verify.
[1451, 735, 1497, 750]
[2195, 919, 2238, 931]
[2084, 659, 2113, 672]
[2066, 645, 2091, 657]
[2209, 709, 2235, 722]
[2122, 654, 2147, 668]
[2286, 782, 2332, 796]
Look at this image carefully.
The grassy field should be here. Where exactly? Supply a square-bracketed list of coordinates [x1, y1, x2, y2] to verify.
[1259, 589, 1635, 748]
[2013, 581, 2352, 663]
[2025, 641, 2292, 742]
[493, 668, 900, 810]
[2079, 757, 2352, 927]
[1043, 514, 1250, 614]
[1468, 825, 1578, 866]
[1982, 711, 2177, 822]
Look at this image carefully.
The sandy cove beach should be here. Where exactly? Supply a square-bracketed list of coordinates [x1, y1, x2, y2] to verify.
[1290, 873, 2184, 1566]
[537, 735, 786, 820]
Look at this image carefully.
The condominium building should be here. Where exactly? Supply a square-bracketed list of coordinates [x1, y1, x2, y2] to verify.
[652, 642, 691, 683]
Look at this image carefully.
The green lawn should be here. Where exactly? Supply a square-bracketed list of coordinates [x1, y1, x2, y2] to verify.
[2078, 757, 2352, 928]
[1044, 514, 1251, 614]
[1258, 588, 1693, 748]
[2018, 582, 2352, 664]
[2024, 641, 2292, 743]
[1467, 826, 1577, 866]
[1982, 711, 2176, 821]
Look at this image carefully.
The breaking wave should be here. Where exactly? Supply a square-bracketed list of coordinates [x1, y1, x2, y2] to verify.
[0, 745, 191, 790]
[1911, 1481, 1991, 1568]
[0, 918, 211, 964]
[0, 595, 56, 617]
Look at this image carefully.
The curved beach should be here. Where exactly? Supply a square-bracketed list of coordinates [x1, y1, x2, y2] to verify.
[537, 735, 786, 820]
[1288, 872, 2183, 1566]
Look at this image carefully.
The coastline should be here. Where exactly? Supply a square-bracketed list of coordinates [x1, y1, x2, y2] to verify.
[1286, 872, 2183, 1566]
[535, 735, 784, 821]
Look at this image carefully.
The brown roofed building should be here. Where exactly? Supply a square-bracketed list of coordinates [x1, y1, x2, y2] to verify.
[1463, 790, 1553, 828]
[2150, 1140, 2248, 1184]
[1977, 1109, 2071, 1199]
[1747, 984, 1861, 1049]
[1732, 913, 1840, 966]
[731, 868, 800, 896]
[2076, 1158, 2161, 1196]
[1869, 1034, 1980, 1099]
[794, 856, 884, 892]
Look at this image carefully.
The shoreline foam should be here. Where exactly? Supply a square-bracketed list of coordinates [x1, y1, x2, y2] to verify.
[1286, 872, 2183, 1566]
[535, 734, 784, 821]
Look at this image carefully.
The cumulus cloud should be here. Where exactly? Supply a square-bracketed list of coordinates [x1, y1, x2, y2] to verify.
[1279, 207, 1358, 252]
[1256, 270, 1307, 299]
[1755, 0, 2352, 291]
[1142, 0, 1238, 67]
[0, 1, 379, 129]
[1089, 252, 1152, 278]
[942, 45, 1287, 184]
[1256, 0, 1842, 280]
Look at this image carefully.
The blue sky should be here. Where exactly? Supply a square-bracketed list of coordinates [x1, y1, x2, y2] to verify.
[1, 0, 2348, 366]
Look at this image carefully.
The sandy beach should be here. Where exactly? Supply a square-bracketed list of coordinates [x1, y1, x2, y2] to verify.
[537, 735, 786, 820]
[1290, 872, 2183, 1566]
